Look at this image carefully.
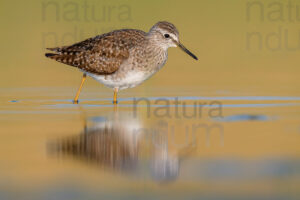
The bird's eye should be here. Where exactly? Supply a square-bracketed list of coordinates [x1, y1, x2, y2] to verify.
[164, 34, 170, 38]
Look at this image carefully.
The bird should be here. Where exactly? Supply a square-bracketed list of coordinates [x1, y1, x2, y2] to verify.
[45, 21, 198, 104]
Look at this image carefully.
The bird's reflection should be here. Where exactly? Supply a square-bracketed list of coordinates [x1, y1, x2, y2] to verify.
[49, 107, 195, 182]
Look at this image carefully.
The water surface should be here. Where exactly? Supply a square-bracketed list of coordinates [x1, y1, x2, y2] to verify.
[1, 88, 300, 199]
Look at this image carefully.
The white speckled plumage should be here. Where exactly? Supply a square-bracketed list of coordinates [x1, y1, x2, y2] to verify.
[46, 21, 197, 101]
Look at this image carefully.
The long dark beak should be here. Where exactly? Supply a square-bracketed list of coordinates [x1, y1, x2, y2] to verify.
[175, 40, 198, 60]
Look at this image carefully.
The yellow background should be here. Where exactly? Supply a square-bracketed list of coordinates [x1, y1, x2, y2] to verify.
[1, 0, 299, 95]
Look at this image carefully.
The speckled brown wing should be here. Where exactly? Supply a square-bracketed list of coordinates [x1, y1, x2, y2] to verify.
[45, 29, 146, 75]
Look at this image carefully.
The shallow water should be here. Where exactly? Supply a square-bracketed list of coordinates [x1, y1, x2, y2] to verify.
[0, 88, 300, 200]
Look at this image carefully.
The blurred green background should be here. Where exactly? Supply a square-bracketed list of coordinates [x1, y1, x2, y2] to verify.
[1, 0, 299, 95]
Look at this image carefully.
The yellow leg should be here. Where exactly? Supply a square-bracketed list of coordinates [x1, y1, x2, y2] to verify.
[73, 73, 86, 104]
[113, 88, 118, 104]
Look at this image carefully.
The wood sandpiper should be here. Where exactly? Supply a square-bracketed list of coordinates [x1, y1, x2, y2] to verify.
[45, 21, 198, 104]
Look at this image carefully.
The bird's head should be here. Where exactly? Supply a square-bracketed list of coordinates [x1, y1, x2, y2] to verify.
[148, 21, 198, 60]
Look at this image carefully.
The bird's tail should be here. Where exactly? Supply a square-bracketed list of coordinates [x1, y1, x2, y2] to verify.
[45, 50, 79, 67]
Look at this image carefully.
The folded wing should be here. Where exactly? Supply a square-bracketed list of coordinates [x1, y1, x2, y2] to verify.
[45, 29, 146, 75]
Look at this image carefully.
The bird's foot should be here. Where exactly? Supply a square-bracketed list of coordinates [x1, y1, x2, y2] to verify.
[73, 100, 79, 104]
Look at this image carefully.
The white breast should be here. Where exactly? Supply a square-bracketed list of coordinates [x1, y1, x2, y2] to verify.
[86, 70, 149, 90]
[83, 47, 168, 90]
